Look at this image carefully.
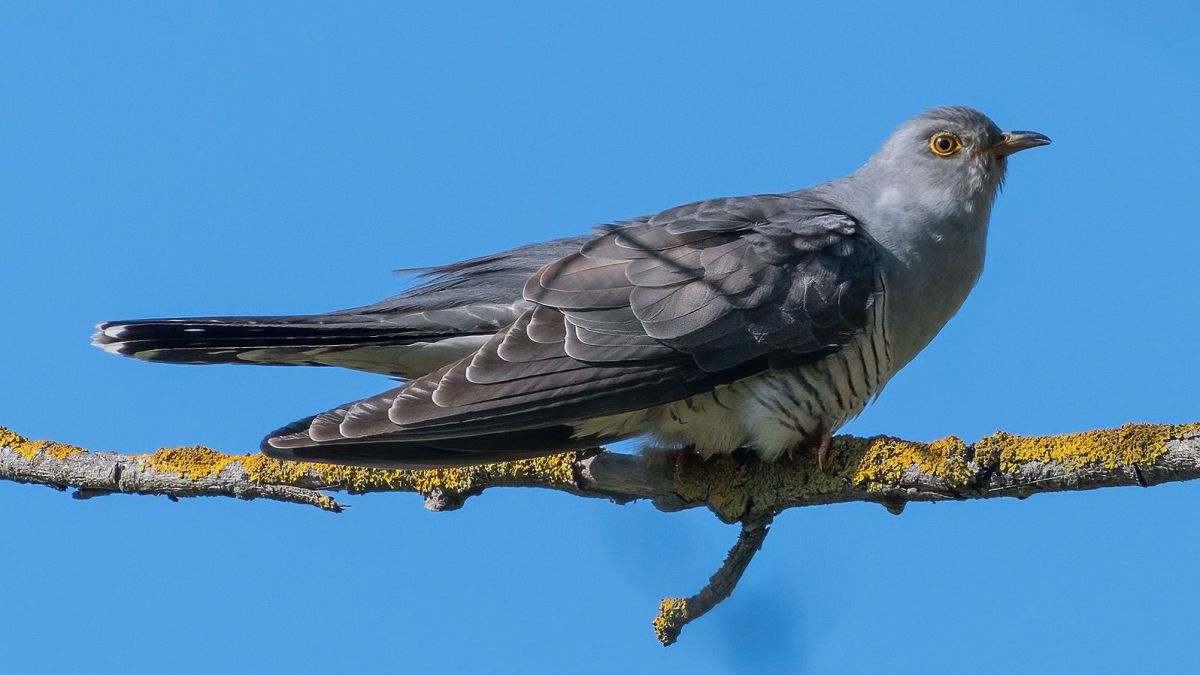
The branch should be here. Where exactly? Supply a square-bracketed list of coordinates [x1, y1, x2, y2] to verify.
[4, 422, 1198, 644]
[653, 510, 775, 646]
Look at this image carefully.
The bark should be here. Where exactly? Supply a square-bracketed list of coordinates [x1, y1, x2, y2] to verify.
[3, 422, 1198, 644]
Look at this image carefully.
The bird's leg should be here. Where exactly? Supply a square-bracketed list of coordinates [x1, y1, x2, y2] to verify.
[674, 446, 694, 477]
[815, 425, 833, 472]
[670, 446, 756, 483]
[785, 423, 833, 470]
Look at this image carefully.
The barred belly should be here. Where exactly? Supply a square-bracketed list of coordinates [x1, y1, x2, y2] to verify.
[569, 304, 892, 461]
[650, 311, 890, 461]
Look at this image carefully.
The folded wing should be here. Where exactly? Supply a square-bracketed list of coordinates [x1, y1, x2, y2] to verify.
[265, 194, 883, 466]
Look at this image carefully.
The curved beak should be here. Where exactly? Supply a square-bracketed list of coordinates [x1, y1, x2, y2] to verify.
[992, 130, 1052, 156]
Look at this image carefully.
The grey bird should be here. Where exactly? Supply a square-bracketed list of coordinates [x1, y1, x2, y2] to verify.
[94, 106, 1049, 468]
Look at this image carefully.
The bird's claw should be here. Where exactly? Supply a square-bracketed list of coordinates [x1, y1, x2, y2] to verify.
[816, 428, 832, 472]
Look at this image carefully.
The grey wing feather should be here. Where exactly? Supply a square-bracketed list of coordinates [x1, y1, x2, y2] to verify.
[356, 235, 596, 314]
[96, 235, 594, 377]
[266, 193, 883, 456]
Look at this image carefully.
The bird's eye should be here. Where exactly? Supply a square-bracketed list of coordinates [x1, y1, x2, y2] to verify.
[929, 132, 963, 157]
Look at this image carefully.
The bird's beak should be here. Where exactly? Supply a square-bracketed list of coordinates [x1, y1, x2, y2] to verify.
[992, 130, 1052, 156]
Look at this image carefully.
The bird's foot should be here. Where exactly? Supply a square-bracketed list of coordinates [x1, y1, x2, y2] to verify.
[667, 446, 750, 482]
[816, 427, 833, 471]
[784, 425, 833, 471]
[674, 446, 695, 477]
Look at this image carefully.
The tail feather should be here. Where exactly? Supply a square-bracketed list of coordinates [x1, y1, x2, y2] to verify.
[92, 315, 491, 377]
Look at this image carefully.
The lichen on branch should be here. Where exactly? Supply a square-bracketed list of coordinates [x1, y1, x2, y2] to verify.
[3, 421, 1199, 645]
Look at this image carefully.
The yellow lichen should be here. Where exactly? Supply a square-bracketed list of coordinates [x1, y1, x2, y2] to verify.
[672, 456, 753, 520]
[852, 435, 972, 490]
[673, 447, 853, 522]
[1, 424, 579, 499]
[671, 423, 1200, 519]
[143, 445, 240, 479]
[138, 445, 580, 497]
[9, 421, 1200, 515]
[653, 597, 688, 645]
[973, 422, 1200, 474]
[0, 425, 87, 461]
[242, 451, 578, 495]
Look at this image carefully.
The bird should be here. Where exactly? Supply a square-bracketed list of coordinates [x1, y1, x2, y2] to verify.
[94, 106, 1050, 469]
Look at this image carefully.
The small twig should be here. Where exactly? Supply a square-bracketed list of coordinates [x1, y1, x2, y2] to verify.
[652, 510, 775, 646]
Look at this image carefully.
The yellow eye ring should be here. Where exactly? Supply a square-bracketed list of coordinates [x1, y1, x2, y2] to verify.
[929, 132, 963, 157]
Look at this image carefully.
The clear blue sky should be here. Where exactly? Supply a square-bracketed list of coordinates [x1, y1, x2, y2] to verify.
[3, 2, 1198, 673]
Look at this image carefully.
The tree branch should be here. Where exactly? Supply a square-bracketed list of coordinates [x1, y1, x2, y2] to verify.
[653, 510, 775, 646]
[4, 422, 1198, 644]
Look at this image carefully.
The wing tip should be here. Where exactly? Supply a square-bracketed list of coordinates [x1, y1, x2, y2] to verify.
[260, 414, 322, 453]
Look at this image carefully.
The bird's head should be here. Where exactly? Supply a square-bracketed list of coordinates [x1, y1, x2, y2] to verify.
[859, 106, 1050, 220]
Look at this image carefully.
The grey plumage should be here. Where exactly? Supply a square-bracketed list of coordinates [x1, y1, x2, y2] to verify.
[93, 236, 590, 378]
[95, 106, 1049, 468]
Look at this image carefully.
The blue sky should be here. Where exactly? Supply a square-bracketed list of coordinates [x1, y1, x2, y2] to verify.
[3, 2, 1199, 673]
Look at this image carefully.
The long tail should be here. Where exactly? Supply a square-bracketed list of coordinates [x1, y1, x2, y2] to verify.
[92, 315, 491, 378]
[91, 235, 592, 379]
